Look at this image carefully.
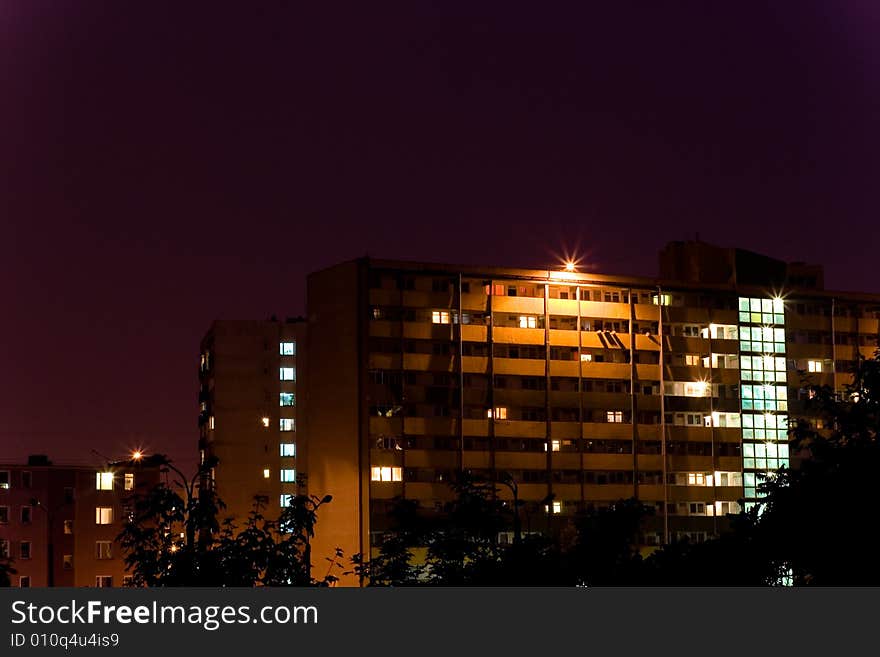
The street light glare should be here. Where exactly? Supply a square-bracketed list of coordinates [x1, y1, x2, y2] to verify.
[132, 450, 143, 461]
[564, 261, 576, 272]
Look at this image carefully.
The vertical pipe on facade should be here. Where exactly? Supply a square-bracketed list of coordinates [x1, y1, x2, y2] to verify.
[487, 280, 496, 480]
[457, 273, 465, 473]
[657, 286, 669, 545]
[708, 327, 717, 537]
[544, 281, 553, 518]
[629, 288, 638, 501]
[577, 285, 585, 506]
[398, 272, 407, 500]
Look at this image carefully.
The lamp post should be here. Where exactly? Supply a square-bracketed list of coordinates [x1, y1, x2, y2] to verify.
[497, 472, 522, 546]
[30, 498, 68, 588]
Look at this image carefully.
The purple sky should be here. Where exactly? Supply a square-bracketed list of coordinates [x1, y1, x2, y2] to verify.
[2, 1, 879, 471]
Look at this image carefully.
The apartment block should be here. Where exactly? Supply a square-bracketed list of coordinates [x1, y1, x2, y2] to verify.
[198, 318, 306, 527]
[0, 455, 160, 587]
[303, 244, 880, 582]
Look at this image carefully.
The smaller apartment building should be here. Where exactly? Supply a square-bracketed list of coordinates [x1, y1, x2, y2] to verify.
[0, 455, 160, 587]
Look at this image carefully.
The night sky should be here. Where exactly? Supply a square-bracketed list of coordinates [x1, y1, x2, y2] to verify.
[3, 1, 879, 471]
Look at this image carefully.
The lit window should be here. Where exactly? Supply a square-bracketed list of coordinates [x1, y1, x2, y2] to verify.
[280, 367, 296, 381]
[280, 342, 296, 356]
[261, 417, 270, 427]
[280, 469, 296, 482]
[280, 418, 295, 432]
[371, 466, 402, 482]
[553, 501, 562, 514]
[0, 471, 9, 489]
[96, 472, 114, 490]
[488, 406, 508, 420]
[96, 576, 113, 588]
[63, 520, 73, 535]
[280, 443, 296, 457]
[280, 494, 294, 508]
[580, 353, 592, 362]
[263, 469, 271, 479]
[209, 416, 215, 430]
[684, 354, 700, 366]
[124, 473, 134, 491]
[652, 293, 671, 306]
[432, 311, 451, 324]
[95, 507, 113, 524]
[95, 541, 112, 560]
[606, 411, 623, 423]
[807, 360, 822, 373]
[518, 315, 538, 329]
[551, 440, 560, 452]
[280, 393, 295, 406]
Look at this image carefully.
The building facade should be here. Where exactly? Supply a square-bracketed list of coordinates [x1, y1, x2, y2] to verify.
[198, 318, 306, 527]
[303, 246, 880, 584]
[0, 455, 160, 587]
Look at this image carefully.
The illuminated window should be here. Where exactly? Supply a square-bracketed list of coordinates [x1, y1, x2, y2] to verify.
[96, 472, 114, 490]
[0, 471, 9, 489]
[683, 382, 709, 397]
[280, 418, 295, 432]
[580, 353, 592, 362]
[280, 443, 296, 457]
[370, 466, 402, 482]
[518, 315, 538, 329]
[95, 542, 112, 560]
[488, 406, 508, 420]
[124, 473, 134, 491]
[432, 311, 451, 324]
[280, 367, 296, 381]
[96, 576, 113, 588]
[606, 411, 623, 423]
[209, 416, 215, 430]
[63, 520, 73, 535]
[280, 494, 294, 507]
[280, 469, 296, 482]
[807, 360, 822, 373]
[652, 293, 671, 306]
[263, 469, 271, 479]
[280, 342, 296, 356]
[551, 440, 561, 452]
[687, 473, 707, 486]
[684, 354, 700, 366]
[95, 507, 113, 525]
[261, 416, 270, 427]
[280, 393, 295, 406]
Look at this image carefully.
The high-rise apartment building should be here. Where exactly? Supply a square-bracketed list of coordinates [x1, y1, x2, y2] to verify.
[198, 318, 306, 527]
[0, 455, 160, 587]
[204, 242, 880, 585]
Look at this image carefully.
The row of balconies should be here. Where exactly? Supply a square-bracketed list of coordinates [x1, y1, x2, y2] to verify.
[368, 416, 743, 440]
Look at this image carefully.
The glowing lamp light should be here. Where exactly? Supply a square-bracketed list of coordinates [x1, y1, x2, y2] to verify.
[564, 261, 576, 273]
[261, 417, 270, 428]
[131, 451, 143, 461]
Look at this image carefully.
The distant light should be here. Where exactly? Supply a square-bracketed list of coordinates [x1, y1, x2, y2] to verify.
[564, 261, 576, 273]
[261, 417, 270, 428]
[263, 468, 270, 479]
[131, 451, 143, 461]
